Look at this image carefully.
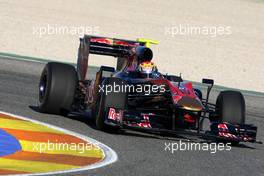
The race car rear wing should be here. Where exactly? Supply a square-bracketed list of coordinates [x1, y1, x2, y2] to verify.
[81, 35, 144, 57]
[77, 35, 159, 80]
[77, 35, 141, 80]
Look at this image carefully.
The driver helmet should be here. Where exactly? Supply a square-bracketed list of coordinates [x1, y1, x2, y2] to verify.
[137, 61, 158, 78]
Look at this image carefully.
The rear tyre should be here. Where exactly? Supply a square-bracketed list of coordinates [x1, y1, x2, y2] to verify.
[116, 58, 126, 71]
[216, 90, 245, 124]
[39, 62, 78, 115]
[95, 77, 127, 131]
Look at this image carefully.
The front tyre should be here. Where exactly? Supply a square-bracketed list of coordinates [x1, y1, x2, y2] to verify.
[216, 90, 245, 125]
[39, 62, 78, 114]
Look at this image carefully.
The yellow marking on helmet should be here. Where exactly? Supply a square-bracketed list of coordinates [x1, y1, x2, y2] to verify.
[140, 61, 153, 68]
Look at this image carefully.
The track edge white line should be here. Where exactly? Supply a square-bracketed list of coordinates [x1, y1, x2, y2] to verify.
[0, 111, 118, 176]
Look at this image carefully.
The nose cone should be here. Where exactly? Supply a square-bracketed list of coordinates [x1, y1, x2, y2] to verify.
[177, 96, 203, 111]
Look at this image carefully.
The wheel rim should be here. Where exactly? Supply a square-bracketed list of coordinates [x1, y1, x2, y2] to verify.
[39, 72, 47, 103]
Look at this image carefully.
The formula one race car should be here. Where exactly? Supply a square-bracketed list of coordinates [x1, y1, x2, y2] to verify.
[38, 35, 259, 144]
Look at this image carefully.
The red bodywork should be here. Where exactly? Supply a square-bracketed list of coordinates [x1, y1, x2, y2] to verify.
[77, 35, 258, 144]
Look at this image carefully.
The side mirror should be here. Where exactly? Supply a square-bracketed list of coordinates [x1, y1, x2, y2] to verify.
[167, 75, 183, 82]
[202, 78, 214, 85]
[100, 66, 115, 72]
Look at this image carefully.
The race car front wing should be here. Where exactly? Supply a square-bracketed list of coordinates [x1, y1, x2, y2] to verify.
[104, 107, 261, 144]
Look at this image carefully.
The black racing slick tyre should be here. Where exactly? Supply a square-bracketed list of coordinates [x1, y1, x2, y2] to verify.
[95, 77, 127, 131]
[39, 62, 78, 114]
[116, 58, 126, 71]
[216, 90, 245, 125]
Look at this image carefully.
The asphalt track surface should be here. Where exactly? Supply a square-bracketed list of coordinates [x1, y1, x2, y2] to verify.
[0, 58, 263, 176]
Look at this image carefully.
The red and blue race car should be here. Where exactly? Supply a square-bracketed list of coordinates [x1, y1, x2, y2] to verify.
[38, 35, 259, 144]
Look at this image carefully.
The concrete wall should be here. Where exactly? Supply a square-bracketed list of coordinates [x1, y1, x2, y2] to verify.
[0, 0, 263, 92]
